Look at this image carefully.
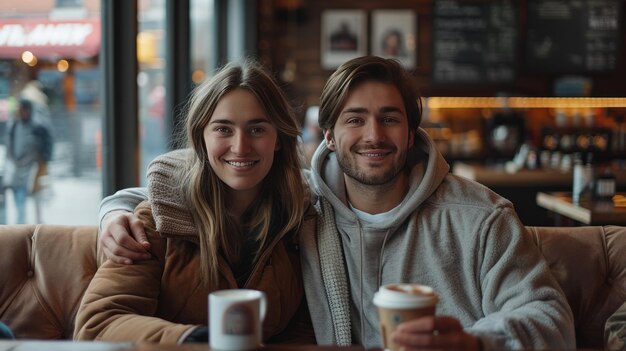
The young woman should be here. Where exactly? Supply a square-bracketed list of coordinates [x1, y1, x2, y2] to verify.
[74, 60, 314, 343]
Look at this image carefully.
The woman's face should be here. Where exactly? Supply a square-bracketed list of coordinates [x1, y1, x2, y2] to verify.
[203, 88, 278, 197]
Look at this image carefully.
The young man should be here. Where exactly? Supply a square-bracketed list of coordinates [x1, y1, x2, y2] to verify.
[97, 56, 575, 350]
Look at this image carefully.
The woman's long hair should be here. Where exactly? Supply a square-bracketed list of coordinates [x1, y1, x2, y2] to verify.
[178, 60, 305, 287]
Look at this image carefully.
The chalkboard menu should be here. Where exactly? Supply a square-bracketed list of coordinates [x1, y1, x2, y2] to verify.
[526, 0, 622, 72]
[432, 0, 517, 84]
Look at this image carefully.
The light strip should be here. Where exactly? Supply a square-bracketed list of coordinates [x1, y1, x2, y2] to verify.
[425, 97, 626, 109]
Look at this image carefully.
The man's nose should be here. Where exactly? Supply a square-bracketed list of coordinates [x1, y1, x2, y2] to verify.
[364, 121, 385, 142]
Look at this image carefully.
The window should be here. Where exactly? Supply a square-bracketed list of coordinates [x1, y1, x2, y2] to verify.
[56, 0, 83, 8]
[0, 0, 224, 224]
[0, 1, 102, 224]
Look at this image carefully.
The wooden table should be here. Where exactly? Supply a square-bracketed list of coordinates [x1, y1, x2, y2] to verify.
[0, 341, 367, 351]
[536, 191, 626, 225]
[0, 340, 601, 351]
[0, 340, 602, 351]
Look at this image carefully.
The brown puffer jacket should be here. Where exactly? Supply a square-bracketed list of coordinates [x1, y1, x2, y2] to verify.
[74, 200, 313, 343]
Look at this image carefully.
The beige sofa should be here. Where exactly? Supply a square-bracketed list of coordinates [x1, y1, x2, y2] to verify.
[1, 224, 625, 347]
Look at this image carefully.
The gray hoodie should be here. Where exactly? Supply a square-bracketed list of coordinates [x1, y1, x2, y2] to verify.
[299, 128, 575, 350]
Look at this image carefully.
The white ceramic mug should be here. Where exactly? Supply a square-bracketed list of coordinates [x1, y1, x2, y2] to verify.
[209, 289, 267, 350]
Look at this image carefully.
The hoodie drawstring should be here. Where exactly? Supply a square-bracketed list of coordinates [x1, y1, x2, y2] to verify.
[378, 229, 392, 288]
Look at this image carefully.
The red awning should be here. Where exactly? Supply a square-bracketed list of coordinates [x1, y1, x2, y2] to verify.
[0, 18, 100, 60]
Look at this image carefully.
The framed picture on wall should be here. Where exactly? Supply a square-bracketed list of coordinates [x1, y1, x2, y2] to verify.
[371, 10, 417, 69]
[321, 10, 367, 69]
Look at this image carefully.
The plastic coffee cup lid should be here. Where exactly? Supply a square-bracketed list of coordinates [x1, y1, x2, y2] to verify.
[373, 284, 438, 309]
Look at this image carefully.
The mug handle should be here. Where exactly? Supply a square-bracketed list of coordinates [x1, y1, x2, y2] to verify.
[259, 292, 267, 322]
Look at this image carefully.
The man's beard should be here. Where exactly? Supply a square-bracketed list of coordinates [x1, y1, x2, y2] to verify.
[335, 143, 407, 186]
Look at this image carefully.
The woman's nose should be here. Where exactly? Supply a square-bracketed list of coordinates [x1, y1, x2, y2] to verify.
[232, 132, 251, 154]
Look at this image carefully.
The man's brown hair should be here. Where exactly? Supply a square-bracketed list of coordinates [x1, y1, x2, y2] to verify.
[318, 56, 422, 132]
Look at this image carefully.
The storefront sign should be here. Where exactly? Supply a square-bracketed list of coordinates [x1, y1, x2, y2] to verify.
[0, 18, 100, 59]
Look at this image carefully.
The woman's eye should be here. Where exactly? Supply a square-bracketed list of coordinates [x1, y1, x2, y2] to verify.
[214, 126, 232, 134]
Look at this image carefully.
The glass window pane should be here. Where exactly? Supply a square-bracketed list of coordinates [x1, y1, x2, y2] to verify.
[56, 0, 84, 8]
[0, 1, 102, 225]
[138, 0, 167, 184]
[137, 0, 215, 183]
[191, 0, 215, 85]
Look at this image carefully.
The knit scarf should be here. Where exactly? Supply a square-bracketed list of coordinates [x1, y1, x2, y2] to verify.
[147, 149, 198, 242]
[314, 196, 352, 345]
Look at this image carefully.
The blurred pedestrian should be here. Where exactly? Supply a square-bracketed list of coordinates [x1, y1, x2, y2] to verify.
[3, 98, 53, 223]
[22, 80, 54, 222]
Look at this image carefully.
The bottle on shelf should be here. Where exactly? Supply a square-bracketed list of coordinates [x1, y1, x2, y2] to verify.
[613, 114, 626, 166]
[595, 167, 616, 200]
[572, 153, 594, 204]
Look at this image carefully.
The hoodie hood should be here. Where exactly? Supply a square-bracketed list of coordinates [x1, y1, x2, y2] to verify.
[308, 127, 450, 229]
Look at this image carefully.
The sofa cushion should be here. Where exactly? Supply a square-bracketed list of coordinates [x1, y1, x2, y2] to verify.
[527, 225, 626, 348]
[0, 225, 100, 339]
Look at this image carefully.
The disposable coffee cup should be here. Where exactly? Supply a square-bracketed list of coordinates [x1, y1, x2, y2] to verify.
[373, 284, 438, 351]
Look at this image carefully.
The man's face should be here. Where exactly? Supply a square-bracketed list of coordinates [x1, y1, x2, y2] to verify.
[324, 81, 414, 186]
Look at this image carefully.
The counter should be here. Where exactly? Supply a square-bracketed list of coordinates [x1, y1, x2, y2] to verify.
[452, 162, 626, 188]
[451, 162, 626, 226]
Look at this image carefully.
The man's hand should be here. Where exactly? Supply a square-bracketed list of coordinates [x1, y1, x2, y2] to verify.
[100, 210, 151, 265]
[392, 316, 481, 351]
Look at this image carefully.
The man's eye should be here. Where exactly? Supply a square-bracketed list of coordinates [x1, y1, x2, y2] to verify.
[249, 127, 265, 135]
[346, 118, 363, 124]
[382, 117, 399, 124]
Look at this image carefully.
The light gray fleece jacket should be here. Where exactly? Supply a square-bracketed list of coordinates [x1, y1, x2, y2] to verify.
[98, 129, 576, 350]
[299, 128, 575, 350]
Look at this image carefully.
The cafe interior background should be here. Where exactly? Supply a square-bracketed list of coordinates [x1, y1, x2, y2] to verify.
[0, 0, 624, 226]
